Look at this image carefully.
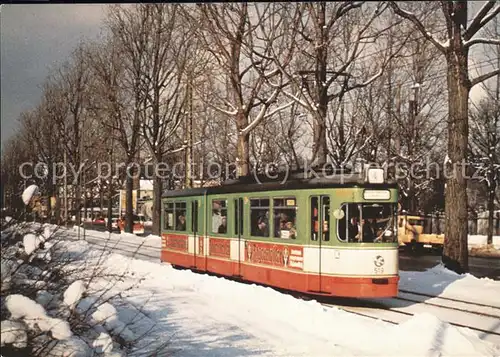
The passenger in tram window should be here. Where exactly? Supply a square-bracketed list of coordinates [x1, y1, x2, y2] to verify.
[274, 212, 288, 237]
[286, 221, 297, 239]
[218, 216, 227, 234]
[212, 201, 222, 233]
[176, 214, 186, 231]
[256, 217, 269, 237]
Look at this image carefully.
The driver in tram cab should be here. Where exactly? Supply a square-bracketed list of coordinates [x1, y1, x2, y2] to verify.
[348, 216, 360, 242]
[362, 218, 376, 242]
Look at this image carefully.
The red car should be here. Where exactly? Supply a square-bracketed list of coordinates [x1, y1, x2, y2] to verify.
[93, 217, 106, 224]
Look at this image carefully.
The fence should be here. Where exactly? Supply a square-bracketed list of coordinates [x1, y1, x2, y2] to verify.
[401, 212, 500, 236]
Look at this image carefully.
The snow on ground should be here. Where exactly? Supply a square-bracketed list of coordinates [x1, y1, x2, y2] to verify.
[70, 225, 160, 247]
[469, 235, 500, 250]
[400, 264, 500, 308]
[54, 237, 500, 357]
[4, 223, 500, 356]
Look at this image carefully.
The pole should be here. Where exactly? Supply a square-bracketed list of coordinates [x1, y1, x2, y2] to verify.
[83, 164, 86, 241]
[185, 74, 193, 188]
[64, 121, 68, 228]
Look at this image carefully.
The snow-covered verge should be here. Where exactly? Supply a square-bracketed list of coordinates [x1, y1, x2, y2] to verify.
[34, 236, 500, 356]
[400, 264, 500, 307]
[69, 225, 161, 249]
[3, 221, 500, 356]
[469, 235, 500, 249]
[468, 235, 500, 257]
[0, 221, 167, 356]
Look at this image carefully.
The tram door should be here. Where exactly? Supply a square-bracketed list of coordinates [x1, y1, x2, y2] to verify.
[309, 196, 330, 293]
[234, 198, 244, 278]
[191, 200, 199, 269]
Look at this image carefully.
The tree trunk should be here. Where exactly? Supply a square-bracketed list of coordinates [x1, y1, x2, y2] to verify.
[235, 108, 250, 177]
[312, 2, 328, 167]
[106, 182, 113, 232]
[75, 184, 82, 226]
[125, 167, 134, 233]
[46, 166, 53, 221]
[237, 131, 250, 177]
[487, 182, 496, 245]
[152, 174, 162, 236]
[442, 54, 469, 273]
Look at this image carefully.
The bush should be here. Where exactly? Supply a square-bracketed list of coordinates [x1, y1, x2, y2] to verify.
[1, 218, 172, 356]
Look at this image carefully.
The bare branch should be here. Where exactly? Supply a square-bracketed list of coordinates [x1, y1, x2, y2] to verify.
[470, 68, 500, 88]
[388, 1, 447, 53]
[464, 38, 500, 47]
[464, 2, 499, 40]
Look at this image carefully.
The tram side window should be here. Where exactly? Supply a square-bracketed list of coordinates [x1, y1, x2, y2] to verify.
[322, 196, 330, 241]
[274, 198, 297, 239]
[175, 202, 187, 231]
[310, 197, 318, 241]
[212, 199, 227, 234]
[250, 198, 270, 237]
[164, 202, 174, 230]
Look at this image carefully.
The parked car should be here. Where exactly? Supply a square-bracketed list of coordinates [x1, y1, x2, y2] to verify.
[93, 217, 106, 224]
[118, 214, 145, 235]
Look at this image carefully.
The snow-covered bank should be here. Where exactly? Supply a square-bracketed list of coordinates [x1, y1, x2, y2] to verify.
[3, 223, 500, 356]
[58, 238, 500, 357]
[0, 223, 165, 356]
[469, 235, 500, 250]
[400, 265, 500, 308]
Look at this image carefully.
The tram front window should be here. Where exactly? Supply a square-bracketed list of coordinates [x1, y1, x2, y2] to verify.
[336, 203, 397, 243]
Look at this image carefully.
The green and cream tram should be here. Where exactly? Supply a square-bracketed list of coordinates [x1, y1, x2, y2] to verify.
[161, 167, 399, 298]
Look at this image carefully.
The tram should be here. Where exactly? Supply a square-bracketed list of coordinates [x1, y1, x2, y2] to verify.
[160, 167, 400, 298]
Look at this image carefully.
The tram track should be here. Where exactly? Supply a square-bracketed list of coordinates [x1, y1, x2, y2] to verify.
[67, 229, 500, 344]
[319, 300, 500, 343]
[398, 289, 500, 310]
[65, 231, 161, 261]
[394, 292, 500, 319]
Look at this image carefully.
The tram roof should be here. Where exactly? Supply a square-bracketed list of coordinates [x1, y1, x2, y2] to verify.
[162, 168, 397, 198]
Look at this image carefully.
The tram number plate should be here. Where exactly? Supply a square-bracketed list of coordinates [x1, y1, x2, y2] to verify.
[374, 267, 384, 274]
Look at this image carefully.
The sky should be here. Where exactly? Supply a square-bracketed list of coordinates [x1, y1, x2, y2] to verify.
[0, 4, 495, 151]
[0, 4, 106, 146]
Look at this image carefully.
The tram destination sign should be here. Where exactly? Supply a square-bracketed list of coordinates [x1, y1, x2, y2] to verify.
[363, 190, 391, 200]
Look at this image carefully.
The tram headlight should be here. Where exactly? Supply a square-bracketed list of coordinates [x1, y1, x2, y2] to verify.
[366, 168, 385, 184]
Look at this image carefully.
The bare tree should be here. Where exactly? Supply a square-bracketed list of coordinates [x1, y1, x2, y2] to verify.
[273, 2, 405, 167]
[122, 4, 187, 235]
[267, 102, 308, 170]
[389, 0, 500, 273]
[103, 5, 151, 233]
[1, 132, 33, 216]
[83, 36, 130, 231]
[46, 45, 91, 226]
[18, 96, 63, 221]
[469, 95, 500, 245]
[189, 3, 300, 176]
